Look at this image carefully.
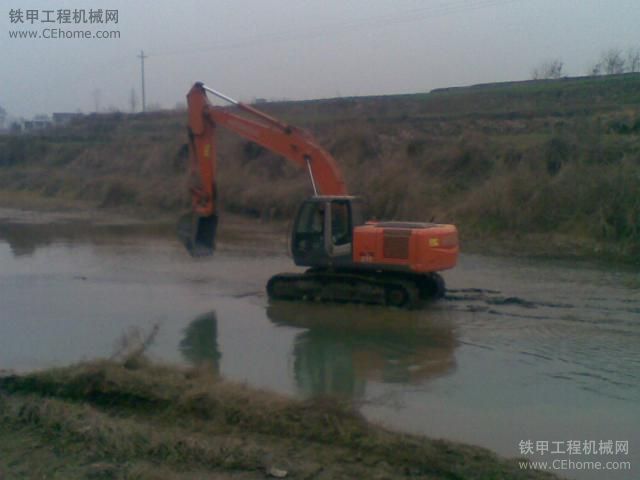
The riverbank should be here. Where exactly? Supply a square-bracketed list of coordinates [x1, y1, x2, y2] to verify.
[0, 196, 635, 269]
[1, 74, 639, 265]
[1, 208, 637, 480]
[0, 356, 559, 480]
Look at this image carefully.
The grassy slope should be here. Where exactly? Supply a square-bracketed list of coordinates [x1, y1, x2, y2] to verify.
[0, 359, 559, 480]
[1, 74, 639, 261]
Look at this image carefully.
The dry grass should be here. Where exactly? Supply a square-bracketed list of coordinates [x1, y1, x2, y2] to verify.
[0, 359, 560, 479]
[1, 75, 640, 261]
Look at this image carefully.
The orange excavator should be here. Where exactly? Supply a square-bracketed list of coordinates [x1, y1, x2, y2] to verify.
[178, 82, 458, 308]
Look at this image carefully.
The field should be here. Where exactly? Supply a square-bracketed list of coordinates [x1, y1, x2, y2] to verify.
[1, 73, 639, 262]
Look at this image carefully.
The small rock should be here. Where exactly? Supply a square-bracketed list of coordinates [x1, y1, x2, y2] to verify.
[267, 466, 288, 478]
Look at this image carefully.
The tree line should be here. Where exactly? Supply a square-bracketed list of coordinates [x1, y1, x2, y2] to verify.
[532, 47, 640, 80]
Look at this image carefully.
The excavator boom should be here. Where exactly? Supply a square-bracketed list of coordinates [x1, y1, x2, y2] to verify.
[179, 82, 347, 255]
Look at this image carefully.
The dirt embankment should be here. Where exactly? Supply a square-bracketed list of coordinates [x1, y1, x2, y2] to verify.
[0, 358, 559, 480]
[1, 74, 639, 262]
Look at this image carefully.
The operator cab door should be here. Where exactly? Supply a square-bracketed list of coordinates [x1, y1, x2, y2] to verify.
[328, 199, 353, 261]
[291, 198, 360, 268]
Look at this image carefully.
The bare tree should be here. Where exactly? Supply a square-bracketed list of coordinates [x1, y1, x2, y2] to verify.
[129, 88, 138, 113]
[601, 49, 625, 75]
[590, 62, 602, 76]
[626, 47, 640, 73]
[531, 59, 564, 80]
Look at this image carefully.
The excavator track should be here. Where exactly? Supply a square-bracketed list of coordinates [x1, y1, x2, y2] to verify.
[266, 270, 445, 309]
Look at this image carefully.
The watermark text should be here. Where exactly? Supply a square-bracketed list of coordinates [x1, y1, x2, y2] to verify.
[8, 8, 121, 40]
[518, 439, 631, 473]
[9, 9, 118, 24]
[9, 28, 120, 39]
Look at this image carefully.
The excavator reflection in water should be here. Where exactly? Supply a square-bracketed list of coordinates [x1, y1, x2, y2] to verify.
[266, 304, 457, 398]
[179, 311, 221, 374]
[179, 306, 456, 399]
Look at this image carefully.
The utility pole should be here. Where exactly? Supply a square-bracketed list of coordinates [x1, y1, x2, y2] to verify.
[137, 50, 147, 112]
[92, 88, 101, 113]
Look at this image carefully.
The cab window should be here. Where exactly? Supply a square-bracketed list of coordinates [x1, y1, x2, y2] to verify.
[331, 200, 351, 246]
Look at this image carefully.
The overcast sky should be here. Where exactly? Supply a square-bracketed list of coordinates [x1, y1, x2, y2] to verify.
[1, 0, 639, 118]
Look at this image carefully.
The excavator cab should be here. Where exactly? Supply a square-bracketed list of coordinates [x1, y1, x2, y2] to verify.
[291, 196, 365, 268]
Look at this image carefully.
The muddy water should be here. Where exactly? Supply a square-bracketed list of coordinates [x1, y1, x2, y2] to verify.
[0, 214, 638, 480]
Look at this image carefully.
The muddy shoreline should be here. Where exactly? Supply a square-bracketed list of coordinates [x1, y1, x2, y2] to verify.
[0, 200, 634, 269]
[0, 358, 559, 480]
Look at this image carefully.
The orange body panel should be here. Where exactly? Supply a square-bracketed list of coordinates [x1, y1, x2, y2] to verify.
[352, 223, 459, 273]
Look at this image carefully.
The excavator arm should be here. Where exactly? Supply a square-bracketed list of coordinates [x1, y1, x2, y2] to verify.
[180, 82, 347, 255]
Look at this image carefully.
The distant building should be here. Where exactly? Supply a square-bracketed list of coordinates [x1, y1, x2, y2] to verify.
[23, 115, 52, 131]
[52, 112, 83, 126]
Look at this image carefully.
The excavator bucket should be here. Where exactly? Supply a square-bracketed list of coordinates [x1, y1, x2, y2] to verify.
[177, 212, 218, 257]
